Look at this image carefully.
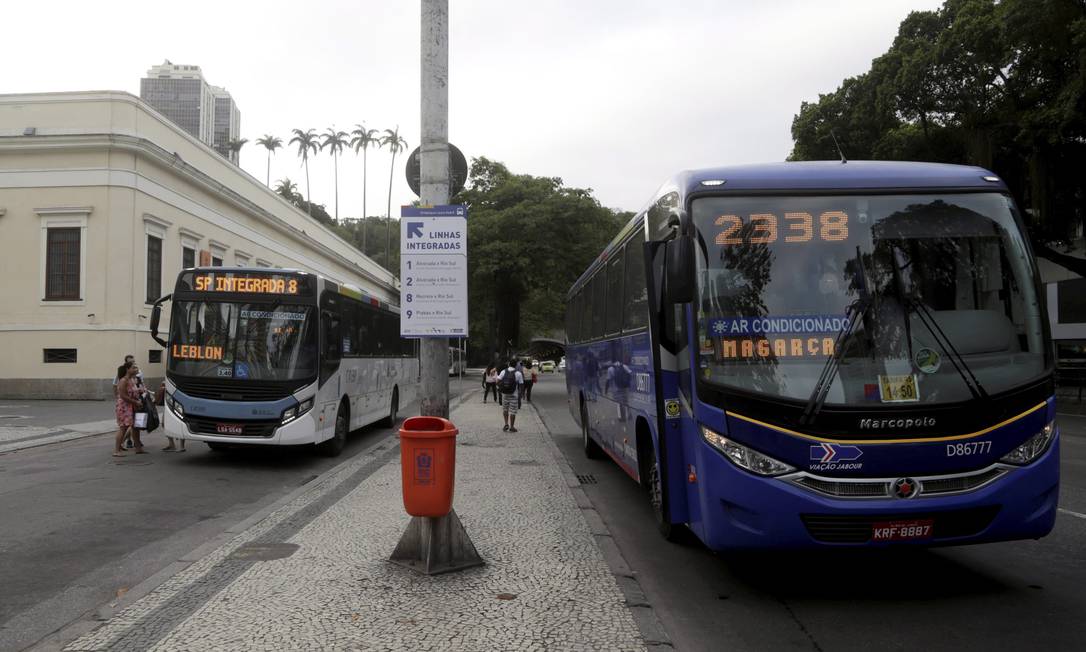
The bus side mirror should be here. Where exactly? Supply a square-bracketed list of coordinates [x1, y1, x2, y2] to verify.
[149, 294, 171, 348]
[665, 237, 695, 304]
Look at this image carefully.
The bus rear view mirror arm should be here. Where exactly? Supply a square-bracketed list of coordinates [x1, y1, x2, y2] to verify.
[149, 294, 172, 348]
[665, 237, 695, 304]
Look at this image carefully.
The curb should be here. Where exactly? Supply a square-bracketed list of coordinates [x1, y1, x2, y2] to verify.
[0, 429, 115, 456]
[529, 400, 675, 649]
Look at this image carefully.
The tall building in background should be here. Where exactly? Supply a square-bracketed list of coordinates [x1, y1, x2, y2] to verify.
[139, 61, 241, 164]
[212, 86, 241, 164]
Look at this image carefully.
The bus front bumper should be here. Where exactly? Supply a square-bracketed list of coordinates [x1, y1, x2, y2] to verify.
[689, 435, 1059, 551]
[164, 408, 319, 446]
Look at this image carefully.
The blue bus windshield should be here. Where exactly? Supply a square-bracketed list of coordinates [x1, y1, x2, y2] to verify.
[692, 192, 1045, 405]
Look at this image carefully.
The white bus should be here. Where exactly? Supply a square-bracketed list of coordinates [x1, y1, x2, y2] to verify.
[149, 267, 418, 456]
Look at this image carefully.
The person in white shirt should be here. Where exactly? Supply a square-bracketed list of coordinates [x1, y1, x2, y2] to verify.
[496, 360, 524, 432]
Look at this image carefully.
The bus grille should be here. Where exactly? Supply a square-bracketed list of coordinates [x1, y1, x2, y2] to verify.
[800, 506, 1000, 544]
[185, 416, 279, 438]
[790, 466, 1008, 499]
[171, 377, 301, 402]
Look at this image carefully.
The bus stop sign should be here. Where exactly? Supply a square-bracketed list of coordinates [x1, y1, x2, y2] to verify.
[406, 144, 468, 198]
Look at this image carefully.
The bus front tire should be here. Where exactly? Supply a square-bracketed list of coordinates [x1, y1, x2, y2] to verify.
[582, 401, 602, 459]
[318, 405, 348, 457]
[646, 444, 680, 541]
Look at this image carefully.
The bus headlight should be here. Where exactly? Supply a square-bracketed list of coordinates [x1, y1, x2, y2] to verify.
[1000, 421, 1056, 465]
[701, 426, 795, 476]
[282, 398, 314, 424]
[165, 394, 184, 420]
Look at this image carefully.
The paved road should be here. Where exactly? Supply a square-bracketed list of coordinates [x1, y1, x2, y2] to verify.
[0, 385, 465, 652]
[532, 375, 1086, 652]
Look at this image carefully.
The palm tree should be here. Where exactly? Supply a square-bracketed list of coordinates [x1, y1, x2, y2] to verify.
[289, 128, 319, 216]
[350, 124, 380, 252]
[320, 128, 349, 223]
[255, 135, 283, 186]
[274, 178, 299, 204]
[226, 138, 248, 165]
[380, 126, 408, 266]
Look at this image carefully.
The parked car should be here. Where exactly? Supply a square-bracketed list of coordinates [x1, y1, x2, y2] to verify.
[539, 360, 555, 373]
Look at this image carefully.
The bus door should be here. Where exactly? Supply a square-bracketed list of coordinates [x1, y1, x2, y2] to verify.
[318, 297, 342, 438]
[646, 235, 692, 527]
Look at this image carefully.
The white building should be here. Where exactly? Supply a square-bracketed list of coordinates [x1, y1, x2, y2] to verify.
[0, 91, 396, 398]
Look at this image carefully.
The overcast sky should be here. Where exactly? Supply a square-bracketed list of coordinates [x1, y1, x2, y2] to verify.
[5, 0, 943, 216]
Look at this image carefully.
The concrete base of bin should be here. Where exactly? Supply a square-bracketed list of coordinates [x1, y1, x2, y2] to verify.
[389, 509, 485, 575]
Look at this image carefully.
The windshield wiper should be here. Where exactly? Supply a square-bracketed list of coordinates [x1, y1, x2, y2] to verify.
[901, 296, 989, 401]
[799, 295, 873, 425]
[886, 241, 989, 401]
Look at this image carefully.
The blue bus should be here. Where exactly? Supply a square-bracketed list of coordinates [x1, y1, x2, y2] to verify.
[566, 161, 1058, 549]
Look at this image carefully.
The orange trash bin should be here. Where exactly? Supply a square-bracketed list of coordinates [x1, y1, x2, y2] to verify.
[398, 416, 458, 518]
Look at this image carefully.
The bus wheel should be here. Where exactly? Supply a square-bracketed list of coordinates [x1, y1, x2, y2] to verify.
[646, 444, 678, 541]
[318, 405, 348, 457]
[582, 401, 602, 459]
[379, 389, 399, 428]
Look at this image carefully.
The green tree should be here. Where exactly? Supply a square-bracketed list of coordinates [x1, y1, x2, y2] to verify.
[289, 128, 320, 217]
[274, 177, 299, 202]
[320, 128, 349, 223]
[255, 135, 283, 186]
[456, 157, 626, 359]
[790, 0, 1086, 276]
[350, 124, 380, 251]
[380, 126, 409, 267]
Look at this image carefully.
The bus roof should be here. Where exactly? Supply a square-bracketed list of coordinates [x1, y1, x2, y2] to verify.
[674, 160, 1007, 194]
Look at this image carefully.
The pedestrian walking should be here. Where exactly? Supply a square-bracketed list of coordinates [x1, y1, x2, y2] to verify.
[113, 354, 139, 448]
[525, 363, 538, 403]
[497, 359, 523, 432]
[483, 365, 499, 404]
[113, 362, 146, 456]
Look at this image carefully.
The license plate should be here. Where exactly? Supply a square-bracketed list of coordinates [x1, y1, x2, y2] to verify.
[872, 519, 934, 541]
[216, 423, 243, 435]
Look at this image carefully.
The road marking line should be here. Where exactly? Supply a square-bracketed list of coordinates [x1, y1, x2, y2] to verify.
[1058, 508, 1086, 521]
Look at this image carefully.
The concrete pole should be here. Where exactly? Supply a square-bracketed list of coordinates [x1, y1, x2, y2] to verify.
[419, 0, 450, 418]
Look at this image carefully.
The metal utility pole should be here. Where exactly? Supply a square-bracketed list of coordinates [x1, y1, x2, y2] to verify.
[419, 0, 450, 418]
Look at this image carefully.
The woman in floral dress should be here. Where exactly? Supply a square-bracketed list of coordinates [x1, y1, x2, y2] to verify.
[113, 362, 145, 456]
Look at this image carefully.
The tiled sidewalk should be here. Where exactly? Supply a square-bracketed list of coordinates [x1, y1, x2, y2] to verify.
[65, 395, 645, 651]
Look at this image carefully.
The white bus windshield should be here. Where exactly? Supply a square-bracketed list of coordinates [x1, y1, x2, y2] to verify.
[692, 193, 1045, 406]
[168, 300, 318, 381]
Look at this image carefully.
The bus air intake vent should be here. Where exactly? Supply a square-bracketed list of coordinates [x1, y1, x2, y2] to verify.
[919, 468, 1006, 495]
[171, 377, 302, 402]
[800, 506, 1000, 544]
[793, 476, 890, 498]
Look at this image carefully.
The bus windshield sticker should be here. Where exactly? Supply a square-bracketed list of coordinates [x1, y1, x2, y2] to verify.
[664, 399, 681, 419]
[914, 348, 941, 374]
[878, 374, 920, 403]
[235, 362, 250, 379]
[217, 366, 233, 377]
[240, 310, 306, 321]
[709, 315, 848, 336]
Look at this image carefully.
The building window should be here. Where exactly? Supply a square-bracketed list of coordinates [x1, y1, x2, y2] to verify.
[43, 348, 77, 363]
[148, 350, 163, 363]
[235, 255, 249, 267]
[146, 235, 162, 303]
[212, 255, 223, 267]
[182, 245, 196, 269]
[45, 228, 81, 300]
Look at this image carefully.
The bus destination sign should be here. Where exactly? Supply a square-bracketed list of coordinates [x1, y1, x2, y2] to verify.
[189, 273, 302, 295]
